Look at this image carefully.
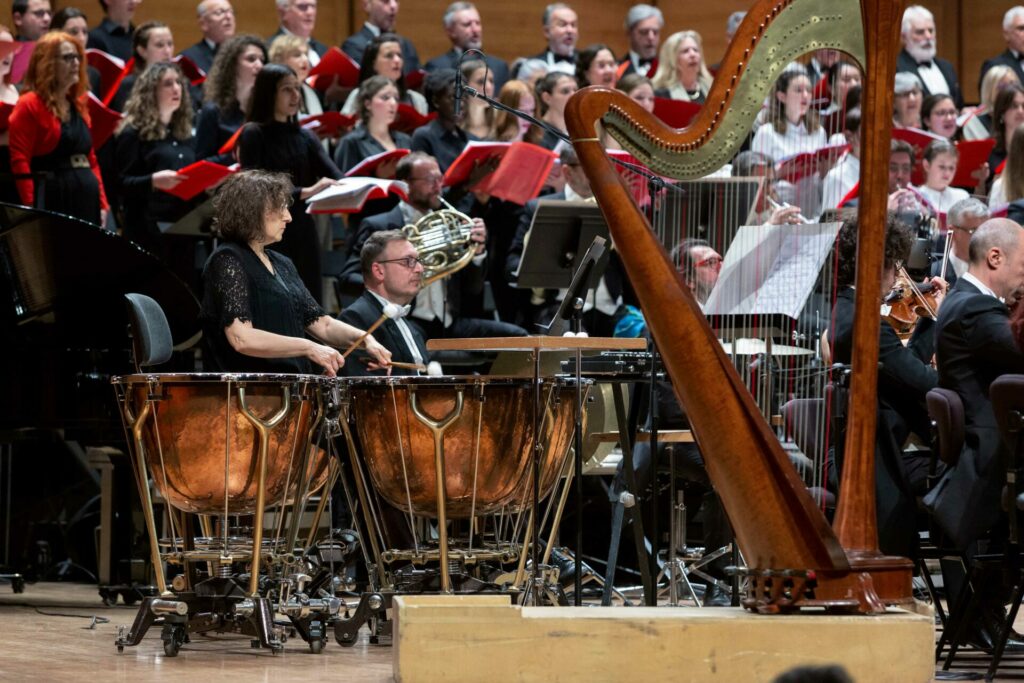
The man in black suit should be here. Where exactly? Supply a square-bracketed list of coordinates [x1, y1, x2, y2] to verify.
[978, 7, 1024, 98]
[180, 0, 235, 75]
[11, 0, 50, 41]
[270, 0, 328, 66]
[341, 0, 420, 75]
[343, 152, 526, 341]
[525, 3, 577, 75]
[931, 198, 990, 290]
[87, 0, 137, 61]
[616, 4, 661, 80]
[895, 4, 963, 108]
[424, 2, 508, 93]
[340, 231, 431, 376]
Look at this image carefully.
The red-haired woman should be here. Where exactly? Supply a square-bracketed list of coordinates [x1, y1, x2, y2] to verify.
[8, 32, 107, 225]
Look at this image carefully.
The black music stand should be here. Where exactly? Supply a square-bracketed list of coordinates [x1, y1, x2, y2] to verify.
[514, 200, 610, 294]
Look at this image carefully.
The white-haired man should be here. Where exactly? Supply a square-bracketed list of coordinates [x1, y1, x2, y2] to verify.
[424, 2, 508, 92]
[617, 4, 662, 79]
[270, 0, 328, 67]
[979, 6, 1024, 96]
[895, 4, 963, 108]
[527, 3, 577, 74]
[180, 0, 235, 74]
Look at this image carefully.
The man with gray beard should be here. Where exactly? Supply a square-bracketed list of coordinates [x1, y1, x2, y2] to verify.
[895, 4, 963, 107]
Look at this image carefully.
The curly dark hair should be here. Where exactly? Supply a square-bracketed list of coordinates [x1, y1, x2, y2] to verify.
[212, 170, 293, 244]
[118, 62, 193, 141]
[203, 34, 266, 111]
[835, 213, 912, 287]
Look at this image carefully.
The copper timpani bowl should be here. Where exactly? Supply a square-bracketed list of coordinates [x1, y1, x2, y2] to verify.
[114, 373, 331, 515]
[343, 375, 587, 518]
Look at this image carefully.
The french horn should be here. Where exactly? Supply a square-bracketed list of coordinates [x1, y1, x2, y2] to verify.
[402, 197, 477, 285]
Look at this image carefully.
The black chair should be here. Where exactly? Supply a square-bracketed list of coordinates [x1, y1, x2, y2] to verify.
[125, 293, 173, 371]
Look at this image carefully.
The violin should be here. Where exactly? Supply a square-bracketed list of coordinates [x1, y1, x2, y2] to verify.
[883, 266, 943, 339]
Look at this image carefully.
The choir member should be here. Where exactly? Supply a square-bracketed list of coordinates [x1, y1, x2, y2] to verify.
[109, 21, 175, 112]
[915, 139, 968, 214]
[269, 0, 327, 66]
[896, 4, 963, 108]
[893, 71, 924, 129]
[342, 0, 419, 74]
[989, 84, 1024, 173]
[180, 0, 235, 75]
[575, 43, 616, 88]
[617, 4, 661, 79]
[650, 30, 712, 104]
[425, 2, 508, 92]
[87, 0, 138, 62]
[459, 58, 494, 140]
[527, 3, 577, 74]
[533, 70, 576, 150]
[490, 80, 535, 143]
[334, 75, 410, 174]
[341, 33, 427, 116]
[11, 0, 50, 42]
[195, 34, 265, 161]
[921, 93, 959, 140]
[51, 8, 101, 94]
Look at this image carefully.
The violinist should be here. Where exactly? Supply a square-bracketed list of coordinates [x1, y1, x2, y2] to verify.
[931, 197, 989, 289]
[829, 214, 946, 559]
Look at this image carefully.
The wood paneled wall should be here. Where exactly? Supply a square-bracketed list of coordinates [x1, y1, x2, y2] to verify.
[124, 0, 1007, 104]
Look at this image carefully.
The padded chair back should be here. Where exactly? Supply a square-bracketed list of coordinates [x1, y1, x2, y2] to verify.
[991, 375, 1024, 542]
[781, 397, 826, 466]
[125, 293, 173, 370]
[926, 387, 965, 467]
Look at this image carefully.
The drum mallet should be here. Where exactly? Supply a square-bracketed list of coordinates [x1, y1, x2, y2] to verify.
[342, 302, 404, 358]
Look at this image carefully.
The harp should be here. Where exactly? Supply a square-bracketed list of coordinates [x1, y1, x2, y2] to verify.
[566, 0, 910, 613]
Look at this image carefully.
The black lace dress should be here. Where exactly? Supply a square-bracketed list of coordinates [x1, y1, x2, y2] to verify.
[200, 242, 324, 374]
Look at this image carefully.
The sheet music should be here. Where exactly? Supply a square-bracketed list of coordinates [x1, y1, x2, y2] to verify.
[703, 221, 842, 320]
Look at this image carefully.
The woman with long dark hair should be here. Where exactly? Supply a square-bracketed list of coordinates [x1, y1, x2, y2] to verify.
[8, 32, 107, 224]
[237, 63, 342, 302]
[195, 34, 265, 161]
[341, 33, 427, 116]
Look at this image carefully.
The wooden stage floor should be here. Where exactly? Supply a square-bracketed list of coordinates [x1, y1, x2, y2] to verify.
[4, 581, 1024, 681]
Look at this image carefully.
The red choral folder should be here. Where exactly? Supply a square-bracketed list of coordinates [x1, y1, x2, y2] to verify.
[951, 138, 995, 188]
[891, 126, 945, 185]
[218, 125, 244, 155]
[85, 92, 123, 148]
[157, 160, 236, 200]
[443, 141, 557, 205]
[172, 54, 206, 85]
[308, 47, 360, 90]
[300, 111, 357, 138]
[0, 101, 12, 131]
[404, 68, 426, 91]
[774, 144, 849, 183]
[0, 40, 20, 62]
[391, 103, 436, 134]
[652, 97, 701, 129]
[9, 40, 33, 84]
[102, 56, 136, 107]
[344, 148, 410, 178]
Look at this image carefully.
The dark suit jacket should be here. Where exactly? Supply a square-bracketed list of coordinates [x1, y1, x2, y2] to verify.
[925, 278, 1024, 548]
[424, 49, 509, 92]
[181, 40, 217, 74]
[268, 27, 328, 59]
[931, 257, 959, 290]
[341, 25, 420, 73]
[980, 50, 1024, 99]
[338, 290, 428, 376]
[896, 48, 964, 109]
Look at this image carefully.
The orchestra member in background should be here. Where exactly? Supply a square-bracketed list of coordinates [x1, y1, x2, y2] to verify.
[181, 0, 235, 75]
[51, 8, 101, 94]
[11, 0, 50, 42]
[342, 0, 419, 74]
[109, 21, 175, 112]
[200, 169, 390, 375]
[268, 33, 324, 118]
[651, 30, 712, 104]
[425, 2, 508, 92]
[527, 3, 577, 74]
[575, 44, 616, 89]
[341, 33, 427, 116]
[9, 33, 107, 225]
[532, 71, 576, 150]
[893, 71, 924, 129]
[411, 69, 475, 173]
[114, 62, 197, 256]
[490, 80, 535, 143]
[617, 4, 661, 79]
[87, 0, 138, 62]
[270, 0, 327, 66]
[935, 198, 990, 289]
[339, 230, 431, 376]
[238, 62, 342, 303]
[989, 84, 1024, 174]
[460, 58, 495, 140]
[195, 34, 265, 161]
[334, 75, 410, 174]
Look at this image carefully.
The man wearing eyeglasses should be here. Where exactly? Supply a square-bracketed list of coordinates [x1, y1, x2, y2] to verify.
[933, 198, 990, 289]
[340, 230, 431, 376]
[270, 0, 328, 67]
[11, 0, 51, 41]
[180, 0, 235, 75]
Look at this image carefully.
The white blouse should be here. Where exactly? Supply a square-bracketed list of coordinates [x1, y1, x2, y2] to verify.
[751, 120, 828, 219]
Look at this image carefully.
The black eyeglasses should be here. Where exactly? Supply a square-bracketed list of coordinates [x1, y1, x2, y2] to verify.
[376, 256, 424, 269]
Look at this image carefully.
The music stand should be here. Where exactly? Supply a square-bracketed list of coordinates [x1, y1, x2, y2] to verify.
[161, 199, 214, 236]
[514, 200, 610, 289]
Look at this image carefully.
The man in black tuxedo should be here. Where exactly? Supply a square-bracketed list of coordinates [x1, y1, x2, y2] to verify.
[979, 7, 1024, 98]
[270, 0, 328, 66]
[895, 5, 963, 108]
[616, 4, 661, 80]
[931, 198, 990, 290]
[341, 0, 420, 75]
[180, 0, 235, 75]
[340, 231, 431, 376]
[424, 2, 508, 93]
[524, 3, 577, 75]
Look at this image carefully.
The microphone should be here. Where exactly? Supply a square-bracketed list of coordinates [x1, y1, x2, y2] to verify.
[453, 67, 462, 119]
